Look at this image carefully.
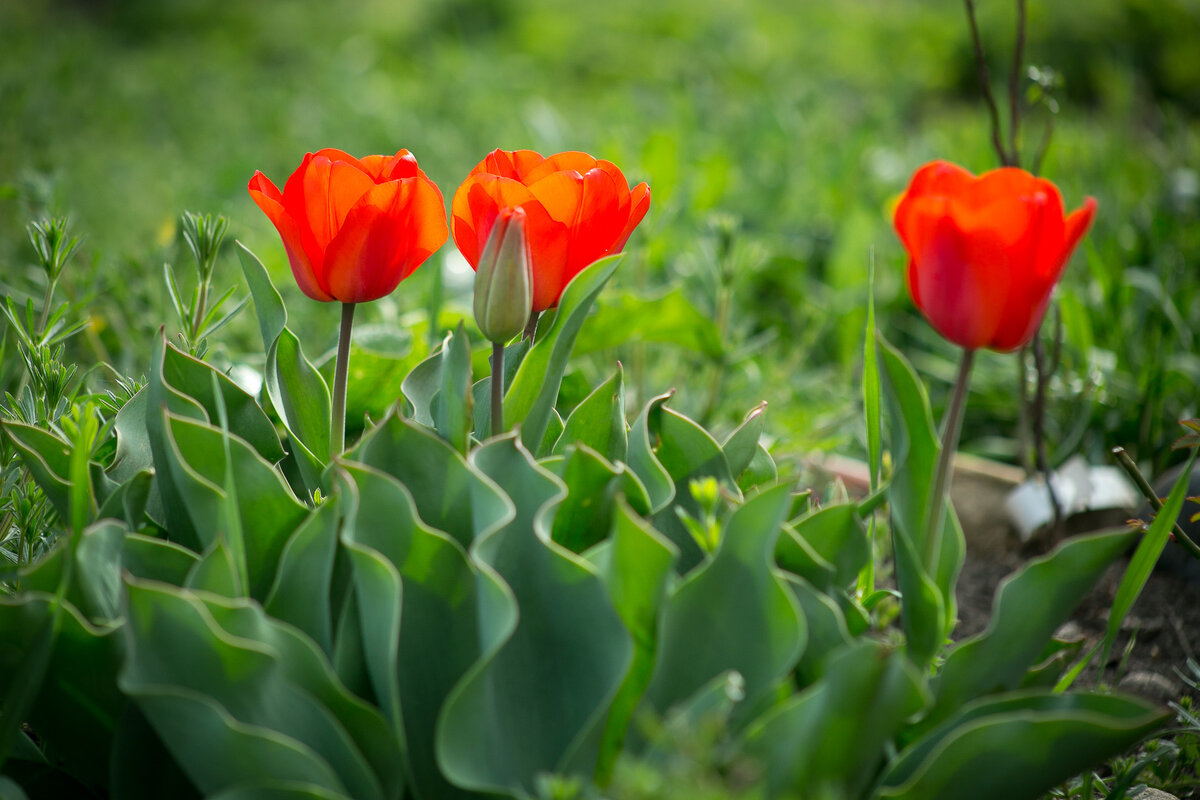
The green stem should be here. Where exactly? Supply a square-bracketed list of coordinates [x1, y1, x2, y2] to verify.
[925, 347, 976, 569]
[1112, 446, 1200, 561]
[491, 340, 505, 436]
[190, 278, 210, 342]
[331, 302, 356, 459]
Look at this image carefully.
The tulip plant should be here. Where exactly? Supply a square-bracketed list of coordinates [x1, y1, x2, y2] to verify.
[0, 146, 1177, 800]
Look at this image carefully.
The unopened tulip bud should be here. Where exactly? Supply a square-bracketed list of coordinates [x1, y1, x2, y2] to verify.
[473, 207, 533, 344]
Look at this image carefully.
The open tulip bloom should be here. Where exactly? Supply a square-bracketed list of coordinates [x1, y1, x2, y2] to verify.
[893, 159, 1096, 568]
[451, 148, 651, 315]
[894, 160, 1096, 354]
[249, 148, 448, 456]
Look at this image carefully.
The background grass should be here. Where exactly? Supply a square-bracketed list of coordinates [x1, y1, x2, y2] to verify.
[2, 0, 1199, 473]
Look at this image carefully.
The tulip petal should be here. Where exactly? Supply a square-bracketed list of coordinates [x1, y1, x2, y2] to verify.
[614, 182, 651, 252]
[1062, 198, 1098, 265]
[565, 166, 627, 274]
[528, 170, 585, 227]
[523, 151, 598, 184]
[324, 177, 449, 303]
[248, 171, 333, 302]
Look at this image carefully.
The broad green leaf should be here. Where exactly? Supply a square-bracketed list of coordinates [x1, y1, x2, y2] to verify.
[504, 254, 623, 452]
[119, 578, 400, 800]
[549, 445, 649, 553]
[572, 288, 723, 359]
[744, 641, 927, 799]
[721, 402, 767, 479]
[400, 348, 442, 428]
[185, 538, 243, 597]
[591, 500, 679, 781]
[626, 393, 677, 516]
[642, 398, 738, 572]
[439, 435, 633, 794]
[159, 339, 285, 463]
[121, 533, 200, 586]
[236, 242, 287, 349]
[207, 784, 348, 800]
[642, 485, 804, 725]
[878, 692, 1170, 800]
[337, 464, 491, 800]
[0, 594, 124, 790]
[432, 323, 473, 453]
[153, 408, 308, 598]
[267, 330, 331, 494]
[265, 500, 341, 654]
[110, 704, 202, 800]
[877, 335, 964, 666]
[238, 244, 330, 494]
[107, 387, 153, 484]
[96, 469, 153, 531]
[774, 522, 837, 589]
[0, 776, 30, 800]
[781, 574, 856, 686]
[923, 529, 1137, 734]
[554, 365, 628, 463]
[789, 504, 869, 587]
[347, 411, 509, 549]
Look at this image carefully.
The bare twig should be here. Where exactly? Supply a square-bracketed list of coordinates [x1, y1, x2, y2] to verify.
[1111, 446, 1200, 561]
[1008, 0, 1027, 167]
[964, 0, 1014, 166]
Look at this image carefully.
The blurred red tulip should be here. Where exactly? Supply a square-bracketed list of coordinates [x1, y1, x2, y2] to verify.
[894, 160, 1096, 352]
[249, 148, 447, 303]
[451, 149, 650, 312]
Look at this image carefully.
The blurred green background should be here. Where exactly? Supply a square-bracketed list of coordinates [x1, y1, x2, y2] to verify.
[2, 0, 1198, 472]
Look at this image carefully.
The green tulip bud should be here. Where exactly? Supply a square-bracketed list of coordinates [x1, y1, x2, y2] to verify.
[473, 207, 533, 344]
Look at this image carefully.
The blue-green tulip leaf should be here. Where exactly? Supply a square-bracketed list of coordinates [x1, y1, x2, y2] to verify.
[504, 254, 622, 453]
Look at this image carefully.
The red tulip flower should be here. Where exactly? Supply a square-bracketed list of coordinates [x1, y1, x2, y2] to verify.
[248, 148, 448, 304]
[451, 149, 651, 312]
[894, 160, 1096, 352]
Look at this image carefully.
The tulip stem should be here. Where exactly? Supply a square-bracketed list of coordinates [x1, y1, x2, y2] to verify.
[491, 341, 505, 436]
[925, 347, 976, 570]
[331, 302, 356, 459]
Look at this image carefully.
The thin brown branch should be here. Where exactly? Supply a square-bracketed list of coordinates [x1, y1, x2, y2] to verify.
[964, 0, 1013, 166]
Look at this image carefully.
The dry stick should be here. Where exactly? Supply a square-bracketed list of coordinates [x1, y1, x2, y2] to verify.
[1111, 446, 1200, 561]
[964, 0, 1014, 166]
[1008, 0, 1027, 168]
[1032, 323, 1063, 532]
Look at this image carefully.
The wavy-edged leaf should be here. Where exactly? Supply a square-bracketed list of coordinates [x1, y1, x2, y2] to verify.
[153, 407, 308, 599]
[877, 335, 964, 665]
[264, 499, 341, 654]
[589, 499, 678, 780]
[642, 485, 804, 725]
[336, 463, 491, 800]
[119, 578, 401, 800]
[878, 692, 1170, 800]
[642, 398, 738, 572]
[0, 593, 124, 791]
[347, 411, 509, 549]
[744, 641, 927, 799]
[549, 445, 650, 554]
[432, 323, 472, 453]
[924, 529, 1137, 733]
[504, 254, 623, 452]
[789, 503, 869, 587]
[554, 365, 628, 463]
[438, 435, 632, 794]
[722, 402, 767, 480]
